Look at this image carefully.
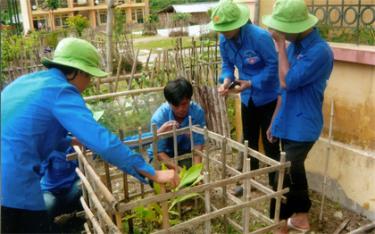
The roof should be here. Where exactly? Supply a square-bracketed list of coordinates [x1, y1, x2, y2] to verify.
[158, 2, 219, 14]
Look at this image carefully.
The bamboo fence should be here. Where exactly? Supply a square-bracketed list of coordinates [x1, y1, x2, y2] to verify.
[72, 121, 290, 234]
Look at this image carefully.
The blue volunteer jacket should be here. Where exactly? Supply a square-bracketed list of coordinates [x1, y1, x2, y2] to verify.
[271, 29, 334, 142]
[1, 68, 155, 210]
[219, 23, 279, 106]
[147, 102, 206, 160]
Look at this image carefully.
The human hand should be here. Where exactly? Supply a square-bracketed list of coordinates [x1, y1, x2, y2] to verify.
[266, 126, 277, 143]
[218, 78, 232, 96]
[152, 169, 180, 188]
[229, 80, 251, 93]
[158, 120, 179, 134]
[269, 29, 286, 48]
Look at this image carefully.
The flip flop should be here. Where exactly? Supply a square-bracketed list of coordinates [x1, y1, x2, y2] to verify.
[287, 218, 310, 233]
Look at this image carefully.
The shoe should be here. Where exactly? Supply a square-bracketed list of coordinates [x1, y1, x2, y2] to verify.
[232, 186, 243, 197]
[287, 218, 309, 233]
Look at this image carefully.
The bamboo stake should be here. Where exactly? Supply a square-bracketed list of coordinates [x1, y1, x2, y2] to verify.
[127, 49, 140, 90]
[114, 55, 123, 92]
[152, 189, 288, 234]
[117, 164, 289, 213]
[160, 184, 170, 229]
[138, 127, 145, 198]
[274, 151, 286, 223]
[203, 127, 210, 181]
[73, 146, 117, 210]
[119, 129, 134, 234]
[84, 87, 163, 101]
[348, 221, 375, 234]
[84, 222, 92, 234]
[189, 116, 194, 167]
[76, 169, 121, 233]
[80, 197, 104, 234]
[242, 141, 250, 233]
[221, 137, 228, 233]
[203, 172, 211, 234]
[319, 99, 335, 223]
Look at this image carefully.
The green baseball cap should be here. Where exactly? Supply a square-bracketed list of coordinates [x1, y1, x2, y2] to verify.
[262, 0, 318, 34]
[209, 0, 250, 32]
[42, 37, 108, 77]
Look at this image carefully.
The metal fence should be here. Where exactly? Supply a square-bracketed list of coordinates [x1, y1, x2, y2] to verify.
[307, 0, 375, 44]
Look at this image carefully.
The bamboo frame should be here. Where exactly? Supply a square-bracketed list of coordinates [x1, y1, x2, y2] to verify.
[74, 125, 289, 234]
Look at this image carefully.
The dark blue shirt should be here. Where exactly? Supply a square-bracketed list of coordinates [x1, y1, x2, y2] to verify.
[219, 23, 279, 106]
[40, 147, 78, 192]
[147, 102, 206, 160]
[271, 29, 334, 142]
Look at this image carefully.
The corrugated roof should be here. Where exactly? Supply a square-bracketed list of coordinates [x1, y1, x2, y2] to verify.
[158, 2, 219, 14]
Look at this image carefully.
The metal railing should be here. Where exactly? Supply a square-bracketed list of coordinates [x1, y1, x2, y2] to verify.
[308, 0, 375, 44]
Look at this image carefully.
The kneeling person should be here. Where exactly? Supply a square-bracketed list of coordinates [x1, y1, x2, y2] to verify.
[148, 78, 206, 171]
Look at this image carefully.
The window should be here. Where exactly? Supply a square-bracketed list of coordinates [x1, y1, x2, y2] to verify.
[98, 11, 107, 25]
[31, 0, 46, 10]
[60, 0, 68, 8]
[33, 16, 48, 30]
[136, 8, 144, 23]
[54, 14, 69, 28]
[132, 8, 144, 24]
[94, 0, 106, 5]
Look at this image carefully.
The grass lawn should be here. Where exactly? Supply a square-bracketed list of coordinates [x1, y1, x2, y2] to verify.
[134, 36, 216, 50]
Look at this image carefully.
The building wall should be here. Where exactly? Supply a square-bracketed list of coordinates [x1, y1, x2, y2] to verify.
[21, 0, 149, 33]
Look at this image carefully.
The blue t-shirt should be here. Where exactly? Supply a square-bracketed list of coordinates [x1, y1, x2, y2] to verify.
[40, 147, 78, 192]
[219, 23, 279, 107]
[1, 68, 155, 210]
[147, 102, 206, 160]
[271, 29, 334, 142]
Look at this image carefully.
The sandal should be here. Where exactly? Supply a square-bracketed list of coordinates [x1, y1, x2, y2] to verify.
[287, 218, 310, 233]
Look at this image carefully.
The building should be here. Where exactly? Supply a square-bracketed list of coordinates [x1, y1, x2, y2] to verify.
[157, 2, 219, 28]
[20, 0, 149, 34]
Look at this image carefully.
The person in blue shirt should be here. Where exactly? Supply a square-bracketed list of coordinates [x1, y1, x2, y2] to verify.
[263, 0, 334, 233]
[148, 78, 206, 171]
[209, 0, 280, 196]
[41, 146, 82, 222]
[1, 37, 179, 233]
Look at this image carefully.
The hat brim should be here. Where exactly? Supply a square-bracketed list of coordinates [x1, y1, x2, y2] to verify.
[262, 14, 318, 34]
[209, 4, 250, 32]
[41, 57, 108, 78]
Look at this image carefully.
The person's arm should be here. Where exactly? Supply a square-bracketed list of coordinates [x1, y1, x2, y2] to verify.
[270, 30, 289, 89]
[157, 152, 181, 171]
[218, 37, 236, 96]
[271, 30, 332, 91]
[266, 95, 282, 143]
[52, 87, 178, 186]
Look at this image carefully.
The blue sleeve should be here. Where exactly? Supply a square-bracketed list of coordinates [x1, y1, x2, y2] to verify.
[52, 87, 155, 184]
[219, 38, 235, 84]
[285, 43, 332, 91]
[250, 32, 278, 90]
[193, 108, 205, 146]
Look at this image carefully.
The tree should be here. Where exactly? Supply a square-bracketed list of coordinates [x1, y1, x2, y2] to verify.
[66, 15, 89, 37]
[44, 0, 59, 10]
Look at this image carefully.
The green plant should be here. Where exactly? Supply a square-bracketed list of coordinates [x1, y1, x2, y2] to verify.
[114, 8, 125, 39]
[66, 14, 89, 37]
[123, 163, 204, 232]
[44, 0, 60, 10]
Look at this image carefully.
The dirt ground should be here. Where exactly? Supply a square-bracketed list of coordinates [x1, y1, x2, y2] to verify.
[306, 190, 374, 234]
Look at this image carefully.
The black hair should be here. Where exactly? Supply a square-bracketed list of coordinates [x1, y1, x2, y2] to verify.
[164, 77, 193, 106]
[47, 63, 78, 76]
